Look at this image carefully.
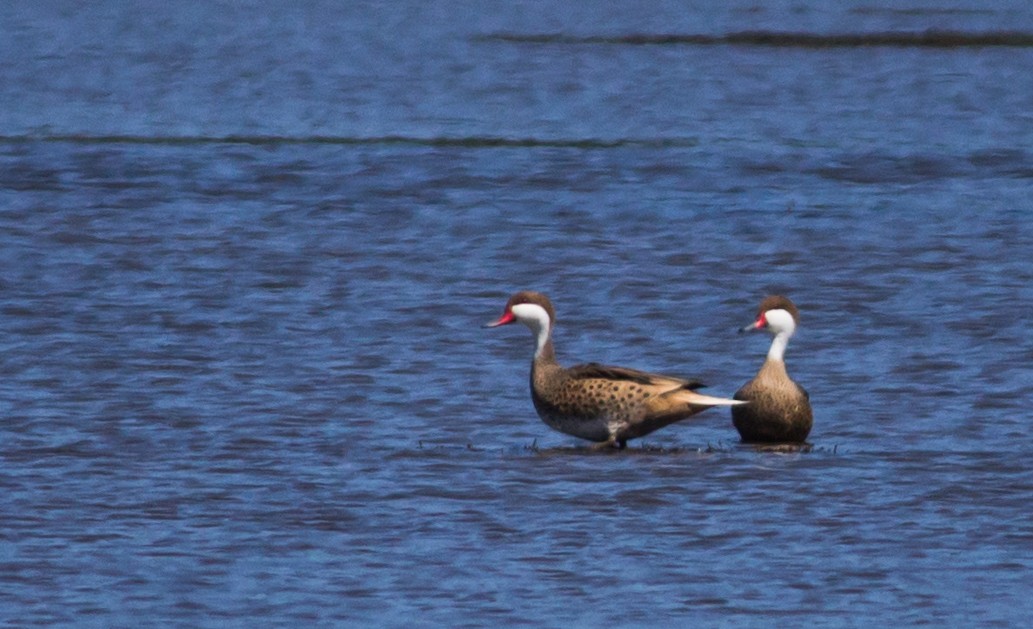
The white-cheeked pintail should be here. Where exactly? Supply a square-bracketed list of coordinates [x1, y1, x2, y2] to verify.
[732, 295, 813, 443]
[487, 291, 744, 449]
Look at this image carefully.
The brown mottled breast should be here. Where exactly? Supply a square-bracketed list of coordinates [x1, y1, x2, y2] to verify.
[732, 360, 812, 443]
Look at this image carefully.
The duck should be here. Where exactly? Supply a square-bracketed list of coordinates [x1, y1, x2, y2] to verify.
[732, 295, 813, 443]
[486, 290, 744, 449]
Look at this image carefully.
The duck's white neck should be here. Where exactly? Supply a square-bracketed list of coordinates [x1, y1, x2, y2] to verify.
[511, 303, 553, 359]
[767, 332, 790, 362]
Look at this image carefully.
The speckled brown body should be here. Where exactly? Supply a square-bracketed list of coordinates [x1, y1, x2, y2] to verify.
[531, 358, 712, 446]
[732, 359, 812, 443]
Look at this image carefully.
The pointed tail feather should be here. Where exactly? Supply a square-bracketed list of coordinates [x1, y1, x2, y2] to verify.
[671, 390, 747, 407]
[631, 388, 748, 437]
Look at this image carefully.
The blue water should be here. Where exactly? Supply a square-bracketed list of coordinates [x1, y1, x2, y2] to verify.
[2, 2, 1033, 626]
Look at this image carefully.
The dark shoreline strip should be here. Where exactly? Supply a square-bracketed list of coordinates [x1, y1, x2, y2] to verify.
[479, 29, 1033, 48]
[0, 135, 699, 149]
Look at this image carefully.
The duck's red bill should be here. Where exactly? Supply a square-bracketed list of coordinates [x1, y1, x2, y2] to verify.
[484, 311, 515, 328]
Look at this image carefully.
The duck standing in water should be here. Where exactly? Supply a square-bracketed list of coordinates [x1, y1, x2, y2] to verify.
[732, 295, 813, 443]
[487, 291, 744, 449]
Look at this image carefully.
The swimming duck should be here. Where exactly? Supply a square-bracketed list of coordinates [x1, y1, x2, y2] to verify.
[487, 290, 744, 449]
[732, 295, 813, 443]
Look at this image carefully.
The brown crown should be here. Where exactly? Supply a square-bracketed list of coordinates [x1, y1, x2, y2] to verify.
[757, 295, 800, 323]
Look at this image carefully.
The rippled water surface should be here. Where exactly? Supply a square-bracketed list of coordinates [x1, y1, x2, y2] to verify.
[2, 1, 1033, 626]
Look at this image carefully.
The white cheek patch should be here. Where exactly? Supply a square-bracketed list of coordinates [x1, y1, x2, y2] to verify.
[764, 309, 796, 334]
[511, 303, 550, 327]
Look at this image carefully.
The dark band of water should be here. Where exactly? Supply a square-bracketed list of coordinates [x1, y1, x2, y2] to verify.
[479, 29, 1033, 48]
[0, 134, 699, 149]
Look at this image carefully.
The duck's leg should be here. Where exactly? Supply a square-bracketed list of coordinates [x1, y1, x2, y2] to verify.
[589, 437, 626, 451]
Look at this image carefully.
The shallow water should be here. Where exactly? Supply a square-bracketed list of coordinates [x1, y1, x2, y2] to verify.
[2, 1, 1033, 626]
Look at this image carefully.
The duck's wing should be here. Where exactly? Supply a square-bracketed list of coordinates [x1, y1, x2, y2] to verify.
[566, 362, 706, 391]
